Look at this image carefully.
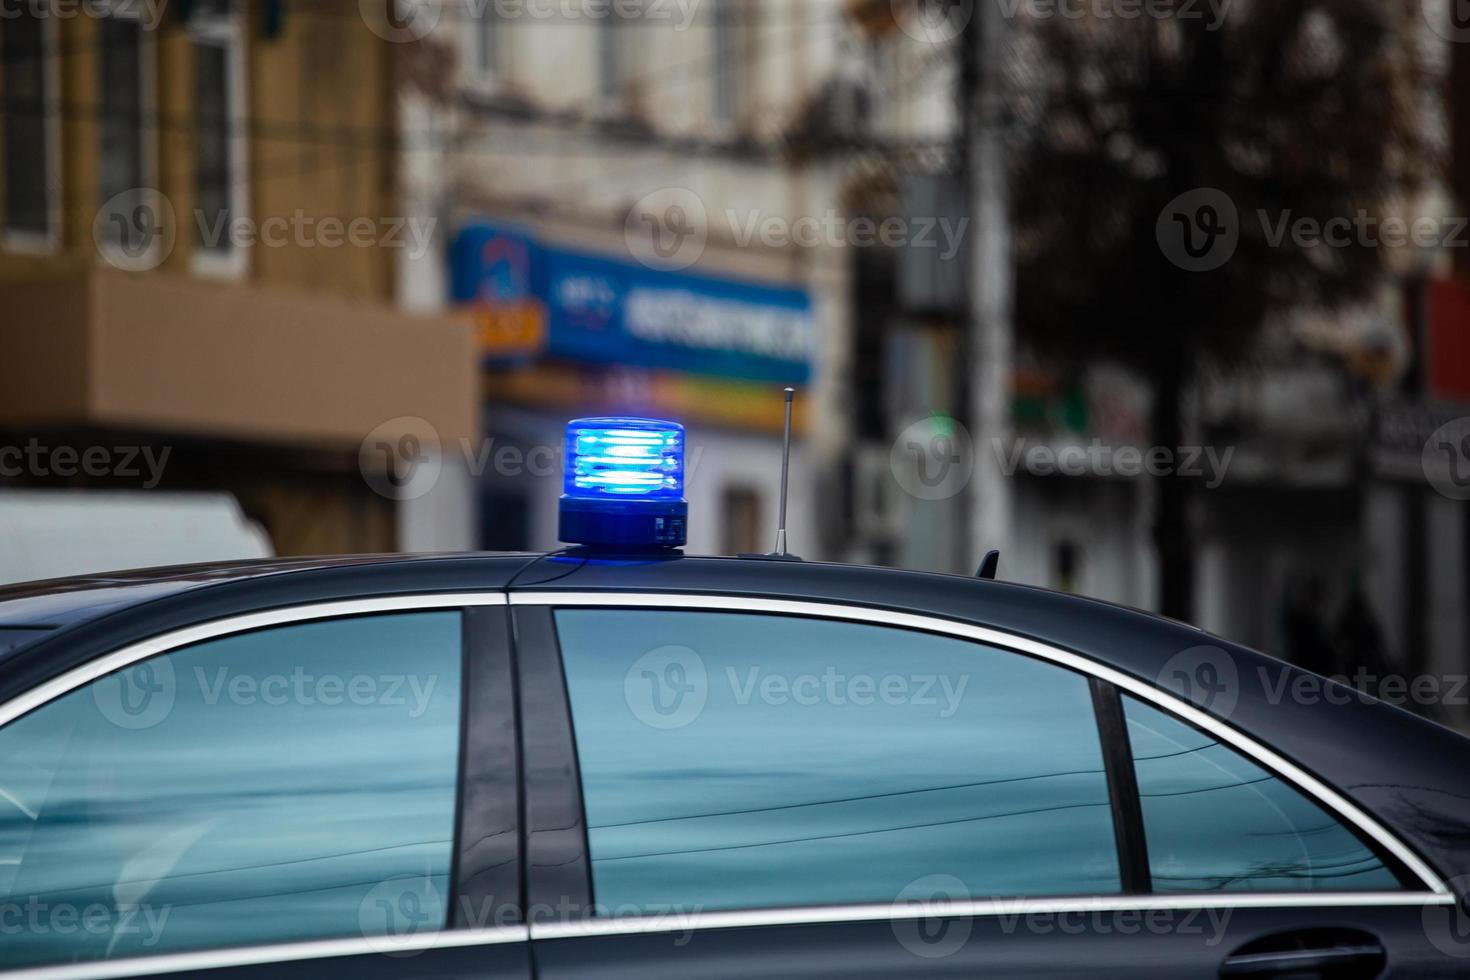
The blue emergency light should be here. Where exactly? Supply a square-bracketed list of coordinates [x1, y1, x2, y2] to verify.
[559, 418, 688, 550]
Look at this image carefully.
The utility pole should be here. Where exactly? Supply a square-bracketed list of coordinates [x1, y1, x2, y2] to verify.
[967, 0, 1015, 569]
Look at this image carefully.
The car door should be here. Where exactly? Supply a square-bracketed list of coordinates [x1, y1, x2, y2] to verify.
[511, 593, 1461, 979]
[0, 597, 529, 980]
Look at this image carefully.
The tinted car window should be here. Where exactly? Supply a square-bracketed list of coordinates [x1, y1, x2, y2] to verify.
[556, 609, 1120, 914]
[1123, 696, 1400, 892]
[0, 612, 462, 968]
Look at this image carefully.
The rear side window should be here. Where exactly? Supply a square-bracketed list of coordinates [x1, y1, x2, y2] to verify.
[555, 609, 1120, 914]
[1123, 696, 1400, 892]
[0, 612, 463, 969]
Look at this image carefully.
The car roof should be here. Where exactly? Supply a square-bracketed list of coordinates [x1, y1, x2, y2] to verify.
[0, 554, 534, 628]
[0, 549, 1175, 645]
[0, 550, 1197, 684]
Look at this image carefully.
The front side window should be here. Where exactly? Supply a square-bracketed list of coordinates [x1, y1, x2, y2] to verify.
[0, 612, 463, 969]
[556, 609, 1120, 914]
[1124, 696, 1400, 892]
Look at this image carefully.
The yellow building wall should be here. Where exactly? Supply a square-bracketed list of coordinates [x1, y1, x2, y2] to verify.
[0, 3, 398, 301]
[0, 7, 431, 558]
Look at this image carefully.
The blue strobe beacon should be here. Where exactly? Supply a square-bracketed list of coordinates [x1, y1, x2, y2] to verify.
[559, 417, 688, 550]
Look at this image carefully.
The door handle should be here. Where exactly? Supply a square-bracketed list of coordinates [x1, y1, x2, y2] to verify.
[1221, 943, 1386, 977]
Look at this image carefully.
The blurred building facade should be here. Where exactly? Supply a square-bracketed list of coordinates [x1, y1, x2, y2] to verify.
[846, 0, 1469, 721]
[402, 2, 861, 556]
[0, 1, 476, 569]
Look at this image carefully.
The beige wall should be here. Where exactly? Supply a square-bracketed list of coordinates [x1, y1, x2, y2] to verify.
[0, 269, 476, 446]
[0, 268, 474, 559]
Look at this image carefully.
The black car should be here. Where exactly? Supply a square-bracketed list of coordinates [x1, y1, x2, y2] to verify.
[0, 548, 1466, 980]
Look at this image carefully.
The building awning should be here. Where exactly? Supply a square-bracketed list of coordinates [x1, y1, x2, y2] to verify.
[0, 268, 477, 448]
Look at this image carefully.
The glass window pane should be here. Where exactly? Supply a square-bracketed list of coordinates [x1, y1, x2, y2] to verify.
[194, 43, 232, 252]
[0, 612, 463, 969]
[1124, 696, 1401, 893]
[712, 3, 740, 124]
[99, 17, 144, 201]
[2, 11, 49, 236]
[98, 16, 145, 251]
[557, 610, 1120, 914]
[477, 11, 499, 76]
[598, 21, 620, 98]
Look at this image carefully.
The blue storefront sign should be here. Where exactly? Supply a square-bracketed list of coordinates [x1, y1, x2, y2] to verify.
[452, 222, 816, 384]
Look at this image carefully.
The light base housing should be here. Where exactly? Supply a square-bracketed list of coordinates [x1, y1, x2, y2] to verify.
[558, 496, 688, 550]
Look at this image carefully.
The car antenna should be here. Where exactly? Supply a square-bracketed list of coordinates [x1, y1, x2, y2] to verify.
[771, 386, 796, 558]
[737, 388, 804, 562]
[977, 550, 1000, 580]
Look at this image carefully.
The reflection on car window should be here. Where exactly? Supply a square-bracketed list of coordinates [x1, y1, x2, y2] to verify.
[1123, 696, 1400, 893]
[556, 609, 1120, 914]
[0, 612, 462, 969]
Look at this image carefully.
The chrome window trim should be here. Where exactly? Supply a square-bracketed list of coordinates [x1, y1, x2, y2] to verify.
[515, 591, 1454, 902]
[0, 927, 530, 980]
[0, 593, 507, 732]
[530, 891, 1454, 942]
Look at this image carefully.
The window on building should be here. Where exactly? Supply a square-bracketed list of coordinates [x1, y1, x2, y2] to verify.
[2, 9, 58, 247]
[191, 0, 247, 274]
[712, 1, 747, 127]
[598, 18, 624, 103]
[556, 610, 1120, 914]
[0, 613, 464, 969]
[462, 3, 502, 88]
[97, 11, 155, 259]
[480, 487, 530, 551]
[721, 486, 763, 555]
[1052, 539, 1082, 593]
[1123, 696, 1401, 892]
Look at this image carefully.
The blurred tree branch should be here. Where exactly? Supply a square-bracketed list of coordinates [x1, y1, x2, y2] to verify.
[1007, 0, 1438, 619]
